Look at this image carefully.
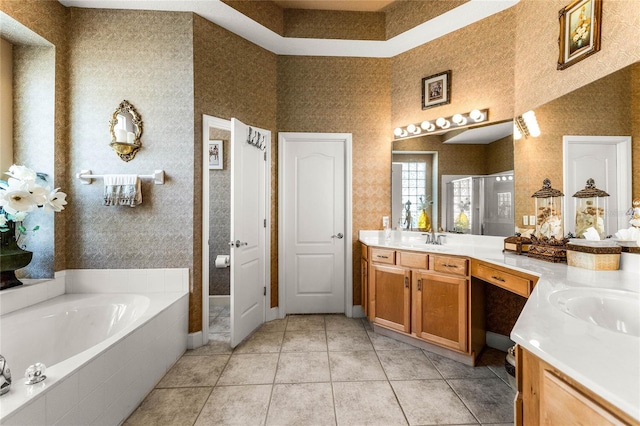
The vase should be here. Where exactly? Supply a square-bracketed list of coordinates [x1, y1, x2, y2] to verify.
[418, 209, 431, 231]
[0, 221, 33, 291]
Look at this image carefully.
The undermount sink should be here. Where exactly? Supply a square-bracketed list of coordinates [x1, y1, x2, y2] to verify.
[549, 288, 640, 337]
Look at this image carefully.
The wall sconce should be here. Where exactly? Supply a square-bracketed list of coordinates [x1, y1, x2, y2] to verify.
[393, 109, 489, 140]
[514, 110, 540, 140]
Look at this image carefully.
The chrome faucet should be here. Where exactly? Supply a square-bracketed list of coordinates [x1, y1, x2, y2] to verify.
[425, 231, 446, 245]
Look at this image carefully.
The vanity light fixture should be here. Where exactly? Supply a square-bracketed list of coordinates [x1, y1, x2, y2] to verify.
[514, 110, 540, 140]
[393, 108, 489, 140]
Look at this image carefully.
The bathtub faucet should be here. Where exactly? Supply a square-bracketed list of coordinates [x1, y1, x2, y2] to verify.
[0, 355, 11, 396]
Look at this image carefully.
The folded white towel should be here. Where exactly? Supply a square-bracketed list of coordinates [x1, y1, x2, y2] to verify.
[103, 174, 142, 207]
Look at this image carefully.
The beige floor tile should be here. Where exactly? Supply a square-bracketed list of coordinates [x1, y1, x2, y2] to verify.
[286, 314, 326, 331]
[391, 380, 477, 425]
[448, 377, 516, 424]
[217, 353, 279, 385]
[281, 330, 328, 352]
[377, 349, 441, 380]
[329, 351, 386, 381]
[194, 384, 271, 426]
[124, 387, 211, 426]
[425, 350, 496, 379]
[367, 330, 416, 351]
[234, 331, 284, 354]
[333, 381, 407, 426]
[362, 318, 373, 331]
[156, 355, 229, 388]
[260, 317, 288, 332]
[325, 315, 365, 331]
[186, 334, 232, 355]
[327, 329, 373, 351]
[275, 352, 331, 383]
[266, 383, 336, 426]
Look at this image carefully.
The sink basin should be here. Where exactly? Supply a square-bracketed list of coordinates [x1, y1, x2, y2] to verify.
[549, 288, 640, 337]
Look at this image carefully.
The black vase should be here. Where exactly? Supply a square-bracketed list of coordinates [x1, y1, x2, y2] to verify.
[0, 221, 33, 290]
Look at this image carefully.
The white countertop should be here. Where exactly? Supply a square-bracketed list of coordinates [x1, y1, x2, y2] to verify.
[360, 230, 640, 420]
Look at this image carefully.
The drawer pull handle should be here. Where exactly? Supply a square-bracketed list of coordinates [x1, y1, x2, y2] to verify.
[404, 276, 409, 288]
[376, 255, 389, 259]
[491, 275, 505, 282]
[442, 263, 458, 268]
[417, 279, 422, 291]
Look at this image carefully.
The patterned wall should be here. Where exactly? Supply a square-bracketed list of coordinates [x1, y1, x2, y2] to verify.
[278, 55, 391, 305]
[391, 8, 516, 129]
[208, 128, 231, 296]
[514, 65, 635, 231]
[222, 0, 284, 36]
[485, 135, 514, 175]
[284, 9, 385, 40]
[384, 0, 467, 39]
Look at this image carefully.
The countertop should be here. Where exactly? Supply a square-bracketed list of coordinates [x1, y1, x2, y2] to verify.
[359, 230, 640, 421]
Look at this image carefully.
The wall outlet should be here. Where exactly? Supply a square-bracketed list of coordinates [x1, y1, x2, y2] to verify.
[522, 215, 528, 226]
[382, 216, 389, 229]
[529, 215, 536, 226]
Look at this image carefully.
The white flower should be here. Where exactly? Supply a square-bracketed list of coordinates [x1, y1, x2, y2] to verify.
[7, 164, 37, 182]
[13, 211, 28, 221]
[43, 188, 67, 213]
[0, 178, 37, 215]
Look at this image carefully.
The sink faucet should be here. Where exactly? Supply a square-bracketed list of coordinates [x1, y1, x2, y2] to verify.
[425, 231, 446, 245]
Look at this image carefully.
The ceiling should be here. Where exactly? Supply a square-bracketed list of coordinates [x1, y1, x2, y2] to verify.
[272, 0, 395, 12]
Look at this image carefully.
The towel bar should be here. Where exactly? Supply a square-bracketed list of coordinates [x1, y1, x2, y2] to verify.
[76, 169, 165, 185]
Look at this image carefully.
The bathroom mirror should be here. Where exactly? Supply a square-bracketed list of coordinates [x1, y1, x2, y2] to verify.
[392, 120, 515, 234]
[109, 100, 143, 162]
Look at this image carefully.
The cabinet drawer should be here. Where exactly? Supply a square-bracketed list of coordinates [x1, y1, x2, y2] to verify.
[475, 263, 532, 297]
[398, 251, 428, 269]
[431, 255, 468, 276]
[370, 248, 396, 265]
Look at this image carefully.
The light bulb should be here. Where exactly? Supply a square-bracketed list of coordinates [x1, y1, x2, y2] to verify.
[496, 176, 501, 182]
[502, 176, 507, 181]
[470, 109, 484, 122]
[436, 117, 450, 129]
[452, 114, 466, 125]
[394, 127, 403, 137]
[407, 124, 416, 133]
[421, 121, 434, 131]
[513, 124, 522, 140]
[508, 176, 513, 180]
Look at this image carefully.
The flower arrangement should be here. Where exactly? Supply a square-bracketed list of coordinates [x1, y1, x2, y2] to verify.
[0, 165, 67, 242]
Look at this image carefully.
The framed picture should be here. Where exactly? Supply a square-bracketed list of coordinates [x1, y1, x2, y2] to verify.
[558, 0, 602, 70]
[422, 70, 451, 110]
[208, 140, 223, 170]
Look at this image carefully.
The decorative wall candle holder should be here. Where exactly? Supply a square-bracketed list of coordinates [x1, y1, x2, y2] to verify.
[572, 178, 609, 239]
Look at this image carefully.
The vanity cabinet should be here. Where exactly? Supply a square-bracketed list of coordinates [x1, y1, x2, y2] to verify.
[366, 245, 471, 355]
[516, 346, 636, 426]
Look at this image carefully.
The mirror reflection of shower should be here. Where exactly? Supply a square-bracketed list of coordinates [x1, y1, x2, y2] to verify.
[445, 171, 515, 236]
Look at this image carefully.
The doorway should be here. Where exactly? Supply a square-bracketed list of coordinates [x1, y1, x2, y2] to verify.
[278, 132, 353, 317]
[563, 135, 632, 236]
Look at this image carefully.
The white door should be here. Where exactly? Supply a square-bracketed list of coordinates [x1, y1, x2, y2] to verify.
[563, 136, 632, 236]
[230, 118, 268, 347]
[279, 133, 351, 315]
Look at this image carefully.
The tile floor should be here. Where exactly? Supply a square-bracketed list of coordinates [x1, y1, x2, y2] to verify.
[125, 307, 515, 426]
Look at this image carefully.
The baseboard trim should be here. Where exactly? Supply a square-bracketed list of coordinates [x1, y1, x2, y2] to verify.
[209, 295, 230, 306]
[187, 331, 204, 350]
[486, 331, 515, 352]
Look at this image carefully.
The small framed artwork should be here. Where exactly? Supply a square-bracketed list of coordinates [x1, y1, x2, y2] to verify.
[557, 0, 602, 70]
[422, 70, 451, 110]
[208, 140, 223, 170]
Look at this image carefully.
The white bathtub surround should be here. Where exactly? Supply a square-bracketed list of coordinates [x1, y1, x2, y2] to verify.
[359, 230, 640, 421]
[0, 268, 189, 425]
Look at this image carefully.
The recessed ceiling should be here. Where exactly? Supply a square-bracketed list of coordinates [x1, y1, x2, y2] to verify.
[272, 0, 395, 12]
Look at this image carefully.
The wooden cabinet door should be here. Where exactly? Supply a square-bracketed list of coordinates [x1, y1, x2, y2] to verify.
[361, 257, 368, 318]
[413, 271, 468, 352]
[371, 264, 411, 333]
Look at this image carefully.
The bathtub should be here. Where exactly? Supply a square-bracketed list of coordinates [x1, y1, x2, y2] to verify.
[0, 280, 188, 425]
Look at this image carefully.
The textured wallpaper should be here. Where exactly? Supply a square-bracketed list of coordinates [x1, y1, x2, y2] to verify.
[278, 55, 391, 305]
[391, 8, 516, 129]
[384, 0, 468, 39]
[222, 0, 284, 36]
[284, 9, 385, 40]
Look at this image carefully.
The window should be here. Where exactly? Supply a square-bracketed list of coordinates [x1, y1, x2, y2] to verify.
[451, 177, 472, 232]
[399, 161, 427, 229]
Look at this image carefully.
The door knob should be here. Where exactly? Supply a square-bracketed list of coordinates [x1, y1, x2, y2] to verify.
[229, 240, 248, 247]
[331, 233, 344, 239]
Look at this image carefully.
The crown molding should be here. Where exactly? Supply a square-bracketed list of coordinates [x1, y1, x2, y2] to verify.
[59, 0, 519, 58]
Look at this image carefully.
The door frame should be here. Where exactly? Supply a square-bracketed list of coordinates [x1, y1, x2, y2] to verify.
[562, 135, 632, 234]
[201, 114, 273, 348]
[278, 132, 353, 318]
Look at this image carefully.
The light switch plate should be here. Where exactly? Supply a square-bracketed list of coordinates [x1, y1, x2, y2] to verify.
[382, 216, 389, 229]
[529, 215, 536, 226]
[522, 215, 528, 226]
